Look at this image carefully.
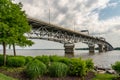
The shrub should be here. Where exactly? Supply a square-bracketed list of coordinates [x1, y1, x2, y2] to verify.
[35, 55, 50, 67]
[25, 56, 33, 65]
[112, 61, 120, 75]
[85, 59, 94, 72]
[25, 59, 47, 79]
[49, 62, 68, 77]
[7, 56, 26, 67]
[58, 57, 71, 65]
[69, 58, 87, 77]
[0, 55, 4, 66]
[49, 55, 62, 62]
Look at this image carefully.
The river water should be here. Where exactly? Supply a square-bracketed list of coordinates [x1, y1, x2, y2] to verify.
[0, 49, 120, 68]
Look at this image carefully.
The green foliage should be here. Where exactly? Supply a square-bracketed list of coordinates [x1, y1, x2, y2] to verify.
[49, 62, 68, 77]
[112, 61, 120, 74]
[69, 58, 87, 77]
[49, 55, 62, 62]
[0, 55, 4, 66]
[25, 56, 33, 65]
[25, 59, 47, 79]
[0, 0, 33, 45]
[7, 56, 26, 67]
[0, 55, 12, 66]
[58, 57, 71, 65]
[85, 59, 94, 72]
[35, 55, 50, 67]
[0, 22, 10, 42]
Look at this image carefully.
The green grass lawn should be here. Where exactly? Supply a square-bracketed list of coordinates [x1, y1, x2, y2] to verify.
[92, 73, 117, 80]
[0, 73, 17, 80]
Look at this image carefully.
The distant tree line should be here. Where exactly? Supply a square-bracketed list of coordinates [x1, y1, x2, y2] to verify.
[114, 47, 120, 50]
[76, 47, 120, 50]
[75, 48, 99, 50]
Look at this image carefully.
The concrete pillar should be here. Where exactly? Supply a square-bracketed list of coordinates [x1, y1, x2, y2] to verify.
[98, 44, 104, 53]
[104, 45, 108, 51]
[64, 43, 74, 55]
[89, 44, 95, 53]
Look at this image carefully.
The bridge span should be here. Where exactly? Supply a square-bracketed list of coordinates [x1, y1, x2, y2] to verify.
[27, 17, 113, 55]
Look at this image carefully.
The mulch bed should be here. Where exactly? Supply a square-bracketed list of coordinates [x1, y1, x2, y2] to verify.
[0, 68, 95, 80]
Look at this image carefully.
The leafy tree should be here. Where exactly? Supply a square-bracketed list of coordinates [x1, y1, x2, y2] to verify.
[0, 0, 34, 65]
[6, 1, 34, 56]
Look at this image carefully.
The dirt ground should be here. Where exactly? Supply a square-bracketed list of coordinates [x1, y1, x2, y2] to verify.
[0, 68, 95, 80]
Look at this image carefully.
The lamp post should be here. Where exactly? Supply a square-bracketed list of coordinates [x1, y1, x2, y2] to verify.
[73, 20, 75, 31]
[48, 0, 51, 24]
[49, 8, 51, 24]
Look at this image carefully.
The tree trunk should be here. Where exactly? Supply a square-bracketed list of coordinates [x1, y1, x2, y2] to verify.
[13, 43, 16, 56]
[3, 42, 6, 66]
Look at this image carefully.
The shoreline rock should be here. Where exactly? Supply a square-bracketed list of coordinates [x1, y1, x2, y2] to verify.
[94, 66, 116, 74]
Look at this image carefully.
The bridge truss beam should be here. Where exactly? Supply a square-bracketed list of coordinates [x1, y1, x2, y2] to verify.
[26, 17, 114, 54]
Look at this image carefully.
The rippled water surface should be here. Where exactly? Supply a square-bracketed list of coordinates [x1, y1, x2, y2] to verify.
[0, 49, 120, 68]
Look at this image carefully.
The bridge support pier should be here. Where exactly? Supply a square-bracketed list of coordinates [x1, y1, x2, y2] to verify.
[89, 44, 95, 53]
[98, 44, 104, 52]
[64, 43, 74, 56]
[104, 45, 109, 51]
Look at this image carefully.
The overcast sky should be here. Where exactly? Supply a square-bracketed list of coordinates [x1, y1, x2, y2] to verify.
[12, 0, 120, 49]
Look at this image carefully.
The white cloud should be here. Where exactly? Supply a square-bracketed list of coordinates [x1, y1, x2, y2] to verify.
[14, 0, 120, 47]
[58, 0, 69, 7]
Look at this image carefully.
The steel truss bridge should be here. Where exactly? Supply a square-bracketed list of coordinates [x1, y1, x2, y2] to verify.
[27, 17, 113, 54]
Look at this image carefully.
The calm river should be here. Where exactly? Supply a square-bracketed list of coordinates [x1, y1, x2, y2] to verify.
[0, 49, 120, 68]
